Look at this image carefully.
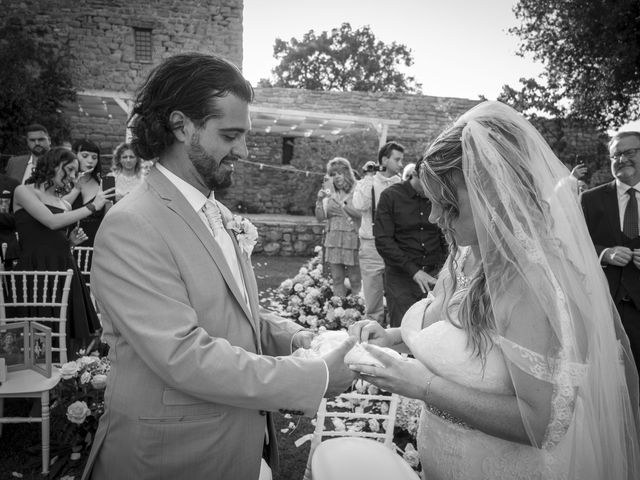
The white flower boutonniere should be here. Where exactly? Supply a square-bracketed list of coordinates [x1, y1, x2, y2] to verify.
[226, 215, 258, 257]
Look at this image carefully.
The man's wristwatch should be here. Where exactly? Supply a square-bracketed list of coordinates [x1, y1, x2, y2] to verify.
[86, 203, 97, 213]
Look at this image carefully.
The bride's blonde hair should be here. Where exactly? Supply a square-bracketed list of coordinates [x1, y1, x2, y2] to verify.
[420, 124, 496, 361]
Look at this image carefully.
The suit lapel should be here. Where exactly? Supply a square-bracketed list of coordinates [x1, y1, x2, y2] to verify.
[228, 232, 261, 334]
[146, 169, 257, 335]
[604, 181, 623, 244]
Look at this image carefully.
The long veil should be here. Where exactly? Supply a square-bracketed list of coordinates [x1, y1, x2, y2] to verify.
[459, 101, 640, 479]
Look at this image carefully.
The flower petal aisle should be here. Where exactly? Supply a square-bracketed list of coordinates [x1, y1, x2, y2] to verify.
[262, 248, 423, 476]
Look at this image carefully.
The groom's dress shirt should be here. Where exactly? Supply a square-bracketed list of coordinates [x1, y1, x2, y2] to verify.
[156, 163, 249, 306]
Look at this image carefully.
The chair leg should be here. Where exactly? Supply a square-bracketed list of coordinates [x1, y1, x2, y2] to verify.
[41, 391, 50, 474]
[0, 398, 3, 437]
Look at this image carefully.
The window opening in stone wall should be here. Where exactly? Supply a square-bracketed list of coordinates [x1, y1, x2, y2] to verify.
[283, 137, 294, 165]
[134, 28, 153, 62]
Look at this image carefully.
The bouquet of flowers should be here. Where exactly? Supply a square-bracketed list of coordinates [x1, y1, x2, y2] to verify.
[260, 248, 366, 331]
[50, 347, 110, 461]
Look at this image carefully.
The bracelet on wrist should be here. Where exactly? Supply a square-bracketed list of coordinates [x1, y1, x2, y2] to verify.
[86, 203, 97, 213]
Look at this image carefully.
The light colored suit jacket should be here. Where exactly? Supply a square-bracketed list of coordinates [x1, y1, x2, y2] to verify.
[4, 154, 29, 182]
[82, 167, 327, 480]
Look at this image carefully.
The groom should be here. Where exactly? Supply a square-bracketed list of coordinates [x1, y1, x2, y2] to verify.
[82, 53, 355, 480]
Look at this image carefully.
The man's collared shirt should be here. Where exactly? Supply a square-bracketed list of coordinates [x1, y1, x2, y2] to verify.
[615, 179, 640, 230]
[374, 180, 447, 277]
[352, 172, 401, 240]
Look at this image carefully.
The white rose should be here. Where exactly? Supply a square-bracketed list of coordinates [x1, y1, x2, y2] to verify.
[59, 361, 79, 379]
[66, 401, 91, 425]
[91, 374, 108, 390]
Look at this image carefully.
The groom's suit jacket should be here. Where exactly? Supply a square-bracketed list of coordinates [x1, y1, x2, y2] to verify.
[4, 154, 30, 182]
[82, 167, 327, 480]
[581, 181, 640, 308]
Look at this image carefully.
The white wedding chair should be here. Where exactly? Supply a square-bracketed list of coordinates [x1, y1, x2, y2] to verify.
[0, 269, 74, 474]
[302, 390, 419, 480]
[72, 246, 98, 312]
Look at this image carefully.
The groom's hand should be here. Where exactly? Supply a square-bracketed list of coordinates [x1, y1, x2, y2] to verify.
[322, 337, 356, 397]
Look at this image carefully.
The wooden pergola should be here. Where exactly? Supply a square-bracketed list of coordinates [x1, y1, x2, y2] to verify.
[69, 90, 400, 147]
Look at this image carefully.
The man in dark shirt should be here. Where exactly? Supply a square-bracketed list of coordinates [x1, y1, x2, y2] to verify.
[374, 160, 447, 327]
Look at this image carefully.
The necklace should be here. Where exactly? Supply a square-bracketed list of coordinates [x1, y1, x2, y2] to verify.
[455, 247, 472, 290]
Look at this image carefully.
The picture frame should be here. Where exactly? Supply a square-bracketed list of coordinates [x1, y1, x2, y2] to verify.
[29, 322, 52, 378]
[0, 321, 29, 372]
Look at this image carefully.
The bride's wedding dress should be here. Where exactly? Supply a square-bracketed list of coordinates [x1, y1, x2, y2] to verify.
[401, 294, 583, 480]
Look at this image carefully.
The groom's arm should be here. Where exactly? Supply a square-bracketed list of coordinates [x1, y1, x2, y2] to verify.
[92, 204, 328, 416]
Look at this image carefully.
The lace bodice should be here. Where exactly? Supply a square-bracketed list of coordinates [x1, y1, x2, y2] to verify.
[401, 298, 513, 395]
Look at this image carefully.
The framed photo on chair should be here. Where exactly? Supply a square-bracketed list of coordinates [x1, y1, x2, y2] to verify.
[0, 321, 29, 372]
[29, 322, 52, 378]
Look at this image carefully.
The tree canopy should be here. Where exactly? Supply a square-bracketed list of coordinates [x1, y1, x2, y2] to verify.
[261, 23, 421, 93]
[504, 0, 640, 129]
[0, 18, 75, 155]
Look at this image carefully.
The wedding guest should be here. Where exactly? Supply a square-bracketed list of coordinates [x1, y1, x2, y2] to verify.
[63, 139, 114, 246]
[581, 131, 640, 380]
[0, 172, 20, 269]
[12, 147, 110, 354]
[315, 157, 362, 297]
[349, 102, 640, 479]
[5, 124, 51, 183]
[374, 160, 447, 326]
[352, 142, 404, 324]
[82, 52, 355, 480]
[111, 142, 144, 201]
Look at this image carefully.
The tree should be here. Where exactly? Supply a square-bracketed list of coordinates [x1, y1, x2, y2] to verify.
[263, 23, 421, 93]
[0, 17, 76, 155]
[507, 0, 640, 129]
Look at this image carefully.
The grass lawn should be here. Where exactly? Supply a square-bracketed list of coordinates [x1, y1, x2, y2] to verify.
[0, 254, 313, 480]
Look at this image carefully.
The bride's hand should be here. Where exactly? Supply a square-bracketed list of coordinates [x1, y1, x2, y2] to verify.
[349, 344, 433, 400]
[349, 319, 391, 347]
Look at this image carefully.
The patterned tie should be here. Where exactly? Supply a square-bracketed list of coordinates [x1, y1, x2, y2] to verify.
[202, 200, 246, 299]
[623, 188, 639, 238]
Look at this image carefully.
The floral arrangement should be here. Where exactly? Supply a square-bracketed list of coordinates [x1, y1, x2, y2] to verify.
[260, 248, 366, 331]
[226, 214, 259, 257]
[50, 347, 110, 462]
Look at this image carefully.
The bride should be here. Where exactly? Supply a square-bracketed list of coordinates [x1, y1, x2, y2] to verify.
[349, 101, 640, 479]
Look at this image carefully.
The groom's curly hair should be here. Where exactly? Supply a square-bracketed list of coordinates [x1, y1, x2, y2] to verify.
[128, 53, 254, 160]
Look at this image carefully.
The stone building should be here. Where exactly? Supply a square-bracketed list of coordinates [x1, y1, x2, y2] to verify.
[2, 0, 610, 223]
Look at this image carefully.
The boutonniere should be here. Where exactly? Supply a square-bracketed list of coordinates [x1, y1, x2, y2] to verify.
[226, 215, 259, 257]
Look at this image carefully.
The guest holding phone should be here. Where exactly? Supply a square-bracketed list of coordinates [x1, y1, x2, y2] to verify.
[110, 142, 144, 201]
[315, 157, 362, 297]
[13, 147, 109, 353]
[63, 139, 115, 246]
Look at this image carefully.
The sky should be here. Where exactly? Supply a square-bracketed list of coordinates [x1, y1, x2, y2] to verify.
[242, 0, 545, 101]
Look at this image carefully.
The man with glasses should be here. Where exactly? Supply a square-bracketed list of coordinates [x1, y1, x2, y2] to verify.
[582, 131, 640, 376]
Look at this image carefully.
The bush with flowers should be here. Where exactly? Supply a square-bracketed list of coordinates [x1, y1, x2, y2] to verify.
[260, 249, 423, 473]
[49, 345, 110, 467]
[260, 247, 366, 331]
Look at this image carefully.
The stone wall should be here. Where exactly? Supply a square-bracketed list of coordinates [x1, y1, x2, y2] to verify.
[248, 215, 324, 257]
[1, 0, 244, 93]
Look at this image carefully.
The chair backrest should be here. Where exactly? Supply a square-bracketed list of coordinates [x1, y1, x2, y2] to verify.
[73, 246, 93, 278]
[0, 269, 74, 364]
[72, 246, 98, 313]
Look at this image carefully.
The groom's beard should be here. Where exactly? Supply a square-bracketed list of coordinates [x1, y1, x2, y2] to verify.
[188, 133, 234, 191]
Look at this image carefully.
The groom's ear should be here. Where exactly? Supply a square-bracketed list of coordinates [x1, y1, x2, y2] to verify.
[169, 111, 189, 143]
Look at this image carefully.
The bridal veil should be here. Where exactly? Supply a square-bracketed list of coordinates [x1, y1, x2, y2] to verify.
[447, 101, 639, 478]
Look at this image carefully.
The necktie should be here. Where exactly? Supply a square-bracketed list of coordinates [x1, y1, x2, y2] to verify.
[202, 200, 247, 300]
[623, 188, 639, 238]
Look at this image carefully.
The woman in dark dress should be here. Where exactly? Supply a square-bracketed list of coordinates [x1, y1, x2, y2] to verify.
[12, 147, 110, 354]
[63, 139, 113, 246]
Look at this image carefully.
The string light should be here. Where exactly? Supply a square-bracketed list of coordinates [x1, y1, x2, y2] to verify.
[236, 158, 324, 177]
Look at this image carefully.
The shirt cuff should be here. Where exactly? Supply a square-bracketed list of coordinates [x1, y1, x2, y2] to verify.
[599, 248, 609, 266]
[320, 359, 329, 397]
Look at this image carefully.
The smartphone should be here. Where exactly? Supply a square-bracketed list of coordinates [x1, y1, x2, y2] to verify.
[101, 175, 115, 192]
[322, 176, 335, 195]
